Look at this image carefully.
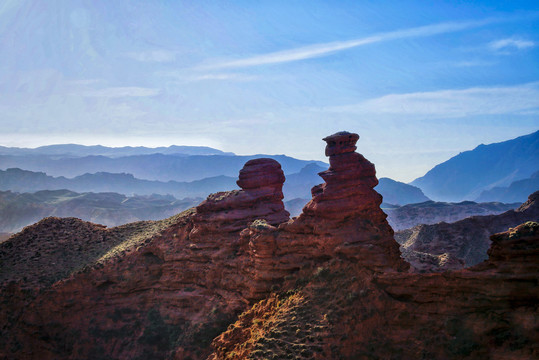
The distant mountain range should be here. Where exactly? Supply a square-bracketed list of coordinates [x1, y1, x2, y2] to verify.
[411, 130, 539, 201]
[0, 153, 327, 182]
[0, 144, 234, 157]
[476, 170, 539, 203]
[0, 168, 238, 199]
[376, 178, 429, 206]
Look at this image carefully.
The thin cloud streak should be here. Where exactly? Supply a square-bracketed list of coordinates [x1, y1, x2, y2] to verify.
[202, 18, 503, 69]
[325, 82, 539, 118]
[126, 50, 177, 63]
[82, 87, 161, 98]
[489, 38, 536, 51]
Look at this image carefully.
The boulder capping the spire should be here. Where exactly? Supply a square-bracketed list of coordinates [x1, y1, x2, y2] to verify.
[323, 131, 360, 156]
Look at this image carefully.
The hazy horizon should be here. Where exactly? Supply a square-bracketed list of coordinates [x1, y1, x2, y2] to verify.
[1, 1, 538, 182]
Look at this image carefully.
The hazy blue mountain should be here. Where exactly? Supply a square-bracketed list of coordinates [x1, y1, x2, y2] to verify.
[283, 163, 327, 200]
[411, 130, 539, 201]
[0, 168, 237, 199]
[475, 171, 539, 203]
[0, 144, 234, 157]
[0, 154, 327, 182]
[376, 177, 430, 206]
[0, 190, 200, 233]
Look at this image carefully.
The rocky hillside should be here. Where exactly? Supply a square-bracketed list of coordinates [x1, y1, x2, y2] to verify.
[385, 200, 519, 231]
[0, 190, 199, 233]
[1, 132, 537, 359]
[395, 191, 539, 272]
[212, 221, 538, 360]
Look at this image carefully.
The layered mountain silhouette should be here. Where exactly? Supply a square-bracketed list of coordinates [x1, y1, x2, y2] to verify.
[0, 168, 238, 199]
[0, 144, 234, 157]
[0, 153, 326, 181]
[476, 170, 539, 203]
[376, 177, 429, 205]
[411, 130, 539, 201]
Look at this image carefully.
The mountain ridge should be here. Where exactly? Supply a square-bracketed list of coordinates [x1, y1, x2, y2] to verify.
[411, 130, 539, 201]
[0, 144, 235, 157]
[0, 153, 327, 182]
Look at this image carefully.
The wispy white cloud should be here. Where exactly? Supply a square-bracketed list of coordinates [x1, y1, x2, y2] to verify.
[67, 79, 104, 86]
[489, 38, 536, 52]
[326, 82, 539, 118]
[187, 73, 257, 82]
[157, 70, 257, 82]
[200, 18, 502, 69]
[126, 50, 176, 63]
[82, 87, 161, 98]
[451, 60, 495, 67]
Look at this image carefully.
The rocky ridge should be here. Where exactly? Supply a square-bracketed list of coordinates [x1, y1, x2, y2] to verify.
[385, 200, 519, 231]
[396, 191, 539, 272]
[0, 132, 537, 359]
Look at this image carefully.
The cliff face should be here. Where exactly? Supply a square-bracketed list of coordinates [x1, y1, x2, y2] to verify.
[1, 132, 537, 360]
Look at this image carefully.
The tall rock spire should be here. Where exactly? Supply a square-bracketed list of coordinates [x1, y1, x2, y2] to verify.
[283, 131, 409, 272]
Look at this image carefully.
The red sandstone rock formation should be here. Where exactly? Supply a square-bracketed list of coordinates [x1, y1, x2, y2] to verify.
[1, 132, 536, 360]
[281, 131, 408, 272]
[0, 158, 292, 359]
[210, 221, 539, 359]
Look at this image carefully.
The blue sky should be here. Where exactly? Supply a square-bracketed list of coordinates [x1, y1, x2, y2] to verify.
[0, 0, 538, 181]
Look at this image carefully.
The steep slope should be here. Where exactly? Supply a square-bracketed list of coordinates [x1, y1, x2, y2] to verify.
[0, 190, 199, 233]
[376, 177, 430, 205]
[476, 170, 539, 203]
[395, 191, 539, 271]
[385, 200, 519, 231]
[412, 130, 539, 201]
